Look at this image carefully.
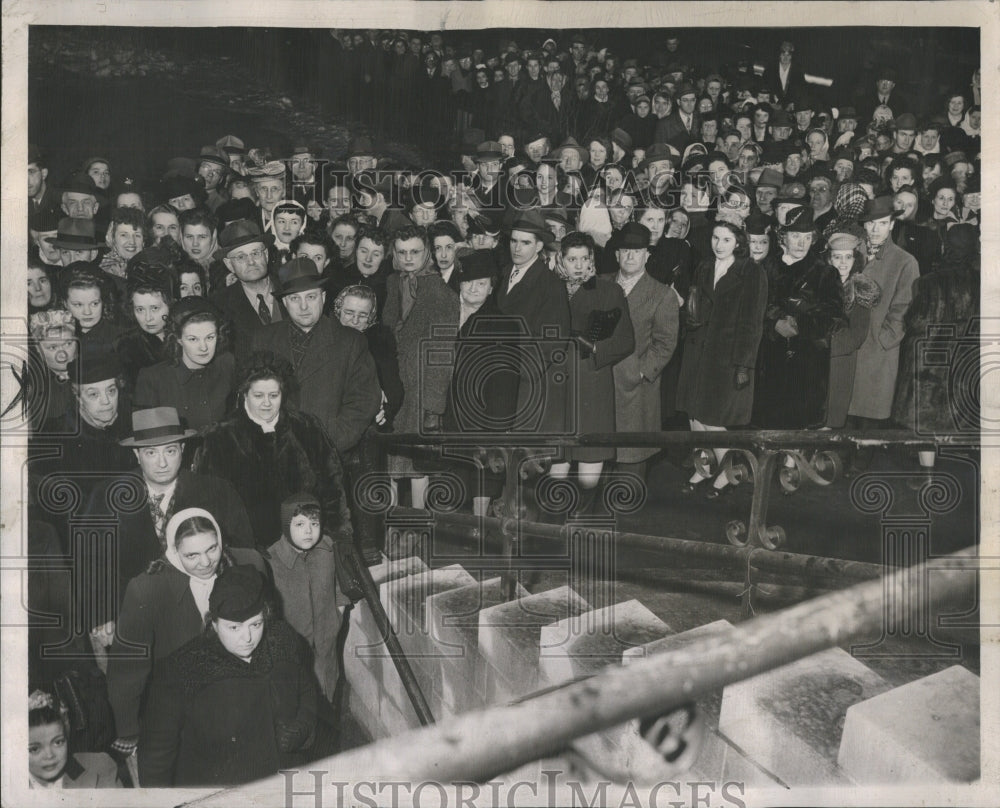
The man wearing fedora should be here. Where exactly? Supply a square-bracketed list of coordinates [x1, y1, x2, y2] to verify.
[466, 140, 506, 210]
[847, 196, 919, 437]
[252, 258, 381, 455]
[287, 144, 324, 209]
[82, 406, 255, 648]
[211, 219, 285, 366]
[856, 66, 909, 124]
[46, 217, 104, 267]
[496, 210, 572, 434]
[654, 82, 701, 152]
[611, 222, 678, 480]
[60, 173, 101, 221]
[196, 146, 231, 213]
[216, 134, 247, 175]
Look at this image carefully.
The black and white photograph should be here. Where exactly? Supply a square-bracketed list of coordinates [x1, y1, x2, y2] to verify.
[1, 1, 996, 806]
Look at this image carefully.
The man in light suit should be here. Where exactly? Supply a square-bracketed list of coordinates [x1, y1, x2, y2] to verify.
[252, 257, 381, 455]
[611, 223, 679, 480]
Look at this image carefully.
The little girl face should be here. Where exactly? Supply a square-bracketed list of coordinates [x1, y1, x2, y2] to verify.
[29, 722, 69, 783]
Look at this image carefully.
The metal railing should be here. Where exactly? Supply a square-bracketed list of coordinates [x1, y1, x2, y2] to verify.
[183, 546, 978, 805]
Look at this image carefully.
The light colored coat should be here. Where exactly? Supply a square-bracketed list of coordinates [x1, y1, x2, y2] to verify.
[848, 241, 919, 419]
[613, 272, 679, 463]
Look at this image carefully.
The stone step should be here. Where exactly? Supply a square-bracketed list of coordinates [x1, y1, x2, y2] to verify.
[719, 646, 891, 786]
[838, 665, 980, 784]
[538, 599, 672, 687]
[478, 585, 590, 703]
[425, 576, 530, 717]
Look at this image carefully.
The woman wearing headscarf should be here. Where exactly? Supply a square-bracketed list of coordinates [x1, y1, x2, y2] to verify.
[107, 508, 265, 757]
[752, 206, 844, 428]
[28, 309, 78, 432]
[138, 564, 322, 787]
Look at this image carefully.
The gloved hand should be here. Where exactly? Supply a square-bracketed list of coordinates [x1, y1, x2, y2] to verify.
[573, 334, 596, 359]
[774, 316, 799, 338]
[734, 367, 751, 390]
[275, 719, 310, 753]
[422, 410, 441, 432]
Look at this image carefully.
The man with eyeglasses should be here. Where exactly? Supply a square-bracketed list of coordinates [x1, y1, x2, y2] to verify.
[211, 219, 285, 365]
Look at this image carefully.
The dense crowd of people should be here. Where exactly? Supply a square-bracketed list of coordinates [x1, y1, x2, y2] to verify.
[24, 29, 980, 789]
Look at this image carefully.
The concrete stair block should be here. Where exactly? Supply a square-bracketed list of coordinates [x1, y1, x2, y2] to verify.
[719, 647, 891, 786]
[478, 585, 590, 702]
[838, 665, 980, 784]
[426, 577, 530, 716]
[539, 599, 672, 686]
[370, 555, 427, 587]
[623, 619, 734, 723]
[380, 564, 476, 716]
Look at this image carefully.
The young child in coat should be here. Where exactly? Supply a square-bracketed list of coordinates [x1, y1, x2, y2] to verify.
[266, 493, 350, 705]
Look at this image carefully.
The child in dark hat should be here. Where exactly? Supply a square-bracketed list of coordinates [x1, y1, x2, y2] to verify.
[266, 493, 350, 704]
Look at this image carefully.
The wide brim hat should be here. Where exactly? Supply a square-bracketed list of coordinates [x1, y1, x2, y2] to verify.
[30, 208, 62, 234]
[638, 143, 681, 173]
[541, 207, 573, 228]
[552, 137, 588, 165]
[610, 128, 633, 152]
[616, 222, 652, 250]
[197, 146, 230, 169]
[744, 210, 773, 235]
[509, 209, 556, 244]
[120, 406, 197, 447]
[45, 217, 101, 250]
[858, 195, 900, 223]
[60, 173, 100, 197]
[214, 219, 269, 260]
[274, 256, 330, 297]
[474, 140, 505, 162]
[162, 174, 206, 203]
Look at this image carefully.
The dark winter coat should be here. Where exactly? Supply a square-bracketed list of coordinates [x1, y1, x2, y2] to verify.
[211, 281, 287, 368]
[138, 619, 318, 787]
[676, 257, 768, 426]
[495, 256, 573, 435]
[115, 329, 168, 390]
[193, 407, 354, 547]
[252, 316, 381, 454]
[365, 323, 405, 430]
[442, 297, 521, 435]
[84, 469, 257, 625]
[753, 254, 844, 428]
[108, 547, 266, 739]
[383, 269, 459, 433]
[892, 262, 979, 433]
[567, 276, 635, 462]
[134, 352, 236, 432]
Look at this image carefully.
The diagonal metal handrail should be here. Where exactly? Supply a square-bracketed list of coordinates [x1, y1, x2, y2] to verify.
[338, 541, 436, 727]
[182, 547, 978, 805]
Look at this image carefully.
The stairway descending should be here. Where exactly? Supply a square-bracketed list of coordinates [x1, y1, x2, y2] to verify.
[342, 556, 981, 786]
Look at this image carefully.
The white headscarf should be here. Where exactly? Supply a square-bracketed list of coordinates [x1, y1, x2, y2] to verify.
[164, 507, 223, 622]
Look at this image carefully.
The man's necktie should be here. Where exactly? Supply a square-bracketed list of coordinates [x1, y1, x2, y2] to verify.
[257, 294, 272, 325]
[553, 92, 561, 111]
[508, 267, 522, 291]
[149, 493, 166, 542]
